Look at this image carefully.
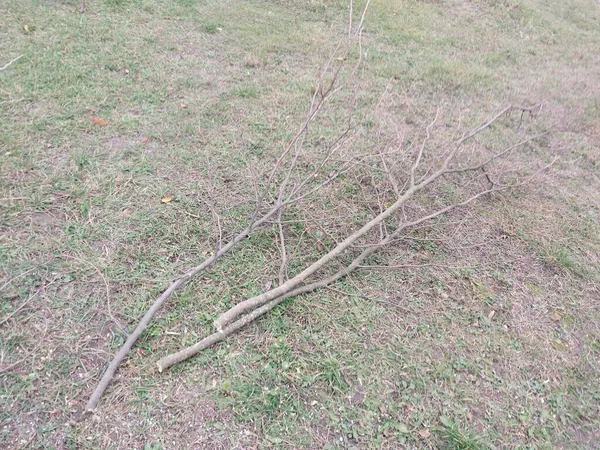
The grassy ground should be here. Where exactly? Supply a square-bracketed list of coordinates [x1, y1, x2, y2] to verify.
[1, 0, 599, 448]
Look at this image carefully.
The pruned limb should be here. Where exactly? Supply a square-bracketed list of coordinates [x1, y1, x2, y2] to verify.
[158, 160, 555, 370]
[213, 106, 533, 331]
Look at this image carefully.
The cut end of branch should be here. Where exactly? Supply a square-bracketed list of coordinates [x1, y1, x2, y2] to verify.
[85, 403, 97, 414]
[156, 362, 164, 373]
[214, 321, 224, 333]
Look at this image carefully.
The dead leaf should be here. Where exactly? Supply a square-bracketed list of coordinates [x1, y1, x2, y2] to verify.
[418, 429, 430, 439]
[91, 117, 109, 126]
[180, 103, 188, 109]
[317, 243, 325, 252]
[161, 195, 175, 203]
[488, 310, 495, 320]
[141, 137, 150, 143]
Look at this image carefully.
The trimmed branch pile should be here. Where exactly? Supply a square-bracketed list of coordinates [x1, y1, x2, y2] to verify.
[86, 0, 553, 411]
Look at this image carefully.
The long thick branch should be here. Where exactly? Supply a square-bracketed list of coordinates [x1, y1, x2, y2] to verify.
[214, 137, 472, 330]
[214, 107, 544, 331]
[158, 231, 382, 372]
[158, 174, 521, 371]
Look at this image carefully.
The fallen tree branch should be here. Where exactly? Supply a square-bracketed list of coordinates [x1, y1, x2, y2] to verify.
[86, 0, 371, 411]
[158, 156, 555, 370]
[213, 105, 537, 331]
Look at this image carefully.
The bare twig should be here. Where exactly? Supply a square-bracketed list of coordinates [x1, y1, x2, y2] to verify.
[0, 290, 40, 327]
[0, 331, 48, 374]
[446, 132, 548, 175]
[324, 286, 412, 312]
[0, 358, 27, 374]
[204, 154, 223, 250]
[410, 108, 439, 187]
[0, 268, 36, 293]
[0, 55, 23, 71]
[63, 255, 123, 331]
[358, 263, 479, 270]
[276, 208, 288, 285]
[0, 97, 27, 106]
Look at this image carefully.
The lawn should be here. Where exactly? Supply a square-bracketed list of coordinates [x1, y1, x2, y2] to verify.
[1, 0, 599, 448]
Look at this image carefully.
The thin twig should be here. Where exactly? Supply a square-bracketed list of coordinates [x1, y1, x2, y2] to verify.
[0, 268, 36, 293]
[0, 97, 27, 106]
[358, 263, 479, 270]
[0, 331, 48, 374]
[0, 291, 40, 326]
[276, 208, 288, 286]
[446, 132, 548, 174]
[179, 209, 202, 219]
[324, 286, 411, 312]
[0, 55, 23, 71]
[63, 255, 124, 332]
[410, 108, 440, 187]
[379, 150, 400, 197]
[203, 154, 223, 250]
